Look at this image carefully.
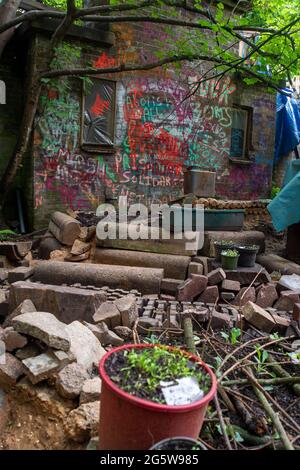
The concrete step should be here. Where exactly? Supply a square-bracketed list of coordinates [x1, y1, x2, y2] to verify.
[200, 230, 265, 257]
[257, 254, 300, 276]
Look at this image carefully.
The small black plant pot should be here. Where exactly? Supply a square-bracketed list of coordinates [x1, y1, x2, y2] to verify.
[214, 241, 236, 261]
[237, 245, 259, 267]
[150, 437, 207, 450]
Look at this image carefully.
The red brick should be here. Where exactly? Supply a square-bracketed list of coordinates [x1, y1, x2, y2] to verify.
[234, 287, 256, 307]
[256, 284, 278, 308]
[177, 274, 208, 302]
[198, 285, 219, 304]
[274, 291, 300, 311]
[207, 268, 226, 286]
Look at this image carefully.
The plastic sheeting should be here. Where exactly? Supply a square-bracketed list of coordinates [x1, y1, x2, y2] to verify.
[83, 79, 115, 146]
[268, 170, 300, 232]
[275, 88, 300, 162]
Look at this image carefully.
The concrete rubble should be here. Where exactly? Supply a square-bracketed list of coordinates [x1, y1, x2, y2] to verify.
[1, 209, 300, 447]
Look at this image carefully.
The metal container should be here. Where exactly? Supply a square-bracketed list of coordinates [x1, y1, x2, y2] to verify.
[183, 168, 216, 197]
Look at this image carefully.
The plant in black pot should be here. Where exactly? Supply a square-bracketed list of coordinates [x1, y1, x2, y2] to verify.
[237, 245, 259, 267]
[214, 240, 235, 261]
[221, 249, 240, 270]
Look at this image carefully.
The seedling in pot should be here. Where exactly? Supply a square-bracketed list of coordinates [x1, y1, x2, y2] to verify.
[221, 249, 239, 257]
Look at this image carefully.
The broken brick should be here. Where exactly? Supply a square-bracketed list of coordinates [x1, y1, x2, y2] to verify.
[198, 285, 219, 304]
[207, 268, 226, 286]
[274, 291, 300, 311]
[221, 279, 241, 293]
[242, 301, 275, 333]
[177, 274, 208, 302]
[234, 287, 256, 307]
[256, 284, 278, 308]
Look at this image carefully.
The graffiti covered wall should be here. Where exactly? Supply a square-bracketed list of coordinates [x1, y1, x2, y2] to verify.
[31, 26, 276, 228]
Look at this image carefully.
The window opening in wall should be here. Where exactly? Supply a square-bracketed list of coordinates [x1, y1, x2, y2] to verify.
[81, 78, 116, 152]
[229, 105, 253, 161]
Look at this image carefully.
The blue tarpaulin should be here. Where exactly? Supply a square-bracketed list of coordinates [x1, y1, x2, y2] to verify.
[274, 88, 300, 162]
[268, 89, 300, 232]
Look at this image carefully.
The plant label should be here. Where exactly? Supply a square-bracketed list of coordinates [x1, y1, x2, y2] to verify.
[161, 376, 204, 406]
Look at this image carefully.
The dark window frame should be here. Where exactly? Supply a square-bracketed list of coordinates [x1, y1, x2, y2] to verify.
[229, 103, 254, 163]
[80, 77, 117, 153]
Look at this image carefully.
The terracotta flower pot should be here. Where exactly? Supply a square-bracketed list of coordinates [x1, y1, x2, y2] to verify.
[98, 343, 217, 450]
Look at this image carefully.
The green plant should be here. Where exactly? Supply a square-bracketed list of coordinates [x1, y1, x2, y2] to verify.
[220, 327, 241, 345]
[215, 240, 234, 246]
[221, 249, 239, 257]
[271, 185, 281, 199]
[119, 346, 211, 403]
[254, 345, 269, 373]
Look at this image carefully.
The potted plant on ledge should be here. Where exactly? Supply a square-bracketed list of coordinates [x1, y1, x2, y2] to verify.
[236, 245, 259, 267]
[221, 249, 240, 270]
[98, 344, 217, 450]
[214, 240, 236, 261]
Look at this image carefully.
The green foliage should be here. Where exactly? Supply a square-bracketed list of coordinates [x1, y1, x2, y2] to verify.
[254, 345, 269, 373]
[41, 0, 82, 9]
[221, 249, 239, 257]
[119, 345, 211, 401]
[271, 185, 281, 199]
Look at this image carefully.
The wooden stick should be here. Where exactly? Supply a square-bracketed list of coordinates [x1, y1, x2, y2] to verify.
[214, 395, 233, 450]
[245, 367, 295, 450]
[222, 376, 300, 386]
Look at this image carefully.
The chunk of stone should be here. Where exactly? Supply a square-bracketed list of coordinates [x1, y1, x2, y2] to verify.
[292, 303, 300, 325]
[65, 401, 100, 443]
[114, 295, 138, 328]
[207, 268, 226, 286]
[3, 298, 36, 328]
[233, 287, 256, 307]
[221, 292, 235, 302]
[0, 389, 9, 434]
[242, 301, 275, 333]
[12, 312, 70, 351]
[8, 266, 34, 284]
[177, 274, 208, 301]
[113, 326, 133, 340]
[161, 278, 183, 295]
[80, 377, 102, 404]
[66, 321, 106, 371]
[0, 327, 28, 352]
[71, 239, 91, 256]
[256, 284, 278, 308]
[49, 211, 81, 246]
[188, 262, 204, 276]
[84, 321, 124, 346]
[274, 291, 300, 311]
[93, 301, 121, 328]
[198, 285, 219, 304]
[221, 279, 241, 293]
[210, 310, 231, 329]
[272, 314, 290, 333]
[137, 317, 161, 333]
[56, 363, 90, 399]
[0, 353, 24, 386]
[51, 349, 75, 367]
[15, 342, 41, 360]
[22, 352, 61, 384]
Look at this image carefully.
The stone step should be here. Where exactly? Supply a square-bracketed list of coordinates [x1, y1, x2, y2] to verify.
[200, 230, 265, 257]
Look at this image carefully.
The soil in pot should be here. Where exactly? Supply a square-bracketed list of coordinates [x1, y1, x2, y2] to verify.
[237, 245, 259, 267]
[214, 240, 235, 261]
[104, 345, 211, 405]
[221, 250, 239, 270]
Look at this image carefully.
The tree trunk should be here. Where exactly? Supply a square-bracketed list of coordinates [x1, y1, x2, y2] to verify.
[0, 0, 21, 60]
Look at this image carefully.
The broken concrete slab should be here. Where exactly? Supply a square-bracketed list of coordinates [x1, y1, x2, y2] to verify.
[256, 284, 278, 309]
[242, 301, 275, 333]
[80, 377, 101, 404]
[9, 281, 106, 324]
[12, 312, 71, 351]
[3, 298, 36, 327]
[207, 268, 226, 286]
[33, 261, 164, 295]
[56, 363, 90, 399]
[93, 248, 190, 280]
[22, 352, 61, 384]
[15, 343, 41, 361]
[84, 321, 124, 346]
[93, 302, 121, 328]
[0, 353, 24, 386]
[137, 317, 161, 334]
[200, 231, 265, 257]
[234, 287, 256, 308]
[51, 349, 75, 368]
[65, 401, 100, 443]
[177, 274, 208, 301]
[274, 291, 300, 311]
[114, 295, 138, 328]
[7, 266, 34, 284]
[49, 212, 81, 246]
[66, 321, 106, 371]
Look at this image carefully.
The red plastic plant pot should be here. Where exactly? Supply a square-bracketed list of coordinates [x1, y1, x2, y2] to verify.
[98, 343, 217, 450]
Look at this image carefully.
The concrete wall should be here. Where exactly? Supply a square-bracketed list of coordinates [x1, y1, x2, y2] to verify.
[29, 21, 276, 229]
